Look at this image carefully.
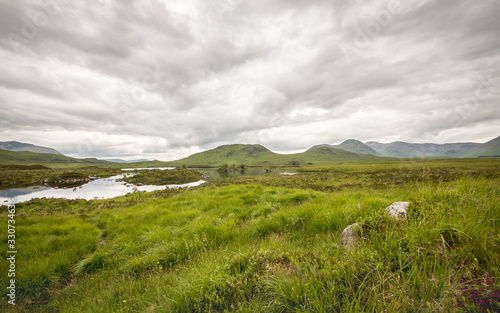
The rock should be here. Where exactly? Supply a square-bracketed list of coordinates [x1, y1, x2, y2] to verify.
[385, 202, 409, 219]
[340, 223, 359, 248]
[136, 183, 144, 186]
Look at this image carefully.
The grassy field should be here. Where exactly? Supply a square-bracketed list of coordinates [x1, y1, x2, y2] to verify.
[0, 159, 499, 312]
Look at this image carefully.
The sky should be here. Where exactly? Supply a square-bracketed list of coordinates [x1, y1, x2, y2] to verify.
[0, 0, 499, 161]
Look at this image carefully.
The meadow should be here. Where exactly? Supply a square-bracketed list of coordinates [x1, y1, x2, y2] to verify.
[0, 159, 499, 312]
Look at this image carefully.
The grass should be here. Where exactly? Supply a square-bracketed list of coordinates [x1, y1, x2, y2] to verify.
[119, 168, 204, 185]
[0, 159, 499, 312]
[207, 159, 500, 193]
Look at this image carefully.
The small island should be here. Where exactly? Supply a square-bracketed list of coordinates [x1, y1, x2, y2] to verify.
[119, 168, 205, 186]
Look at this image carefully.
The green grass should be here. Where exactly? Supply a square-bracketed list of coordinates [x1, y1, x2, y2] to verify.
[0, 159, 499, 312]
[119, 168, 204, 185]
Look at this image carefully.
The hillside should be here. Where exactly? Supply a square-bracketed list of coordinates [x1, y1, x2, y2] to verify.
[0, 149, 113, 166]
[165, 144, 275, 166]
[0, 141, 62, 155]
[464, 135, 500, 158]
[297, 146, 377, 163]
[365, 141, 481, 158]
[166, 144, 379, 166]
[308, 139, 378, 155]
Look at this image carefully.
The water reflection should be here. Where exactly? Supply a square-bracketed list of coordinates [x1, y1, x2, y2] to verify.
[0, 174, 205, 204]
[121, 167, 175, 171]
[193, 167, 298, 180]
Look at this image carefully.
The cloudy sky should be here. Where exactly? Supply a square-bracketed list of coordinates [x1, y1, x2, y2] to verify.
[1, 0, 499, 161]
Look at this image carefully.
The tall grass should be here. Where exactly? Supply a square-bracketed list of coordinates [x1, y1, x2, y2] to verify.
[0, 160, 499, 312]
[0, 216, 98, 310]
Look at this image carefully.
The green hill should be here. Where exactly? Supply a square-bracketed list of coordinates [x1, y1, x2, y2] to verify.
[0, 149, 113, 167]
[464, 135, 500, 158]
[165, 144, 379, 166]
[0, 141, 63, 155]
[166, 144, 278, 166]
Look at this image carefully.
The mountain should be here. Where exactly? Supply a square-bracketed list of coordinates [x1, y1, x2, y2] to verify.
[463, 136, 500, 158]
[308, 138, 490, 158]
[0, 141, 62, 155]
[308, 139, 378, 155]
[0, 149, 113, 166]
[165, 144, 379, 166]
[364, 141, 481, 158]
[298, 146, 377, 163]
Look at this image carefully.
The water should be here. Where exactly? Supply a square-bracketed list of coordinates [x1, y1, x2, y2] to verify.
[0, 174, 206, 204]
[121, 167, 176, 171]
[193, 167, 298, 180]
[0, 167, 298, 204]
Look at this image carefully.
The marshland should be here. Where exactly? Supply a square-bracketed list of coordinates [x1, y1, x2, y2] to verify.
[1, 158, 499, 312]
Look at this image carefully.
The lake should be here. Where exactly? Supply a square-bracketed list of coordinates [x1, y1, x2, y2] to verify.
[0, 167, 298, 204]
[0, 174, 205, 204]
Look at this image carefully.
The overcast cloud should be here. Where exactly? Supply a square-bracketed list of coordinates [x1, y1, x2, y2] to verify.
[0, 0, 499, 160]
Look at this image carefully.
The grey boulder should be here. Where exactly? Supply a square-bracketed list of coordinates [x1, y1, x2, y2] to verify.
[385, 202, 409, 219]
[340, 223, 359, 248]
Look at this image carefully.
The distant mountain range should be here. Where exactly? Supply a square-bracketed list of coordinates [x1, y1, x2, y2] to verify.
[308, 136, 500, 158]
[365, 141, 481, 158]
[0, 136, 498, 167]
[0, 141, 62, 155]
[308, 139, 379, 156]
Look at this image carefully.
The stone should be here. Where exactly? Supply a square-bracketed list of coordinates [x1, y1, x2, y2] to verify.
[340, 223, 359, 248]
[385, 202, 409, 219]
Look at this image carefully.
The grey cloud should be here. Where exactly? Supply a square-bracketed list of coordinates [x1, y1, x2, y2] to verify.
[0, 0, 499, 160]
